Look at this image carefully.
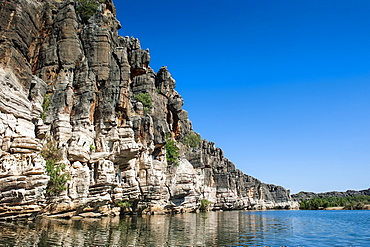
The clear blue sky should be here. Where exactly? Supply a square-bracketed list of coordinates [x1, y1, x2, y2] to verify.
[114, 0, 370, 194]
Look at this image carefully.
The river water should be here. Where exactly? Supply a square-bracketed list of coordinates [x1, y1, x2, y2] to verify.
[0, 210, 369, 246]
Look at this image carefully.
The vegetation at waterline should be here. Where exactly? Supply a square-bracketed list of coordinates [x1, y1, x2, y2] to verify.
[200, 199, 211, 211]
[117, 200, 132, 209]
[116, 199, 133, 214]
[41, 140, 70, 196]
[299, 195, 370, 210]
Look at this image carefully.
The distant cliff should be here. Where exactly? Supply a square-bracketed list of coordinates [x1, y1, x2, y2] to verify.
[292, 188, 370, 201]
[0, 0, 298, 220]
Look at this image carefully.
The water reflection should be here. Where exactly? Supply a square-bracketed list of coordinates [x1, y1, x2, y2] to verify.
[1, 210, 369, 246]
[0, 211, 253, 246]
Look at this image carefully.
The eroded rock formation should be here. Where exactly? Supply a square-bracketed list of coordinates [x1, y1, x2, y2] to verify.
[0, 0, 298, 220]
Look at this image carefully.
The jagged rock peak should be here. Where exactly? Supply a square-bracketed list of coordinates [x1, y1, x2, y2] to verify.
[0, 0, 298, 220]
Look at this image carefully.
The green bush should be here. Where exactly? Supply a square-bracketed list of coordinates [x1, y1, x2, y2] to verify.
[165, 138, 180, 166]
[133, 93, 153, 114]
[40, 94, 51, 121]
[182, 132, 202, 148]
[200, 199, 211, 211]
[41, 139, 63, 162]
[76, 0, 104, 23]
[45, 161, 70, 196]
[117, 200, 132, 209]
[41, 140, 69, 196]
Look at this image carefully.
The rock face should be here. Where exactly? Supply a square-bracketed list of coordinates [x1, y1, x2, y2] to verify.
[0, 0, 298, 220]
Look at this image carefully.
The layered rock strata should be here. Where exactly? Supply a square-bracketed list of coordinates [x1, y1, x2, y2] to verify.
[0, 0, 298, 220]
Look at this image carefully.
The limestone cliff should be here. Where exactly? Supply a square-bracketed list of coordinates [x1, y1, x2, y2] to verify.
[0, 0, 298, 220]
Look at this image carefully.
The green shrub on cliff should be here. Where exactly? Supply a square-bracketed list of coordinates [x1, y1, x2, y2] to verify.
[41, 139, 63, 162]
[41, 140, 70, 196]
[45, 161, 70, 196]
[182, 132, 202, 148]
[40, 94, 51, 121]
[133, 93, 153, 114]
[165, 137, 180, 166]
[76, 0, 104, 23]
